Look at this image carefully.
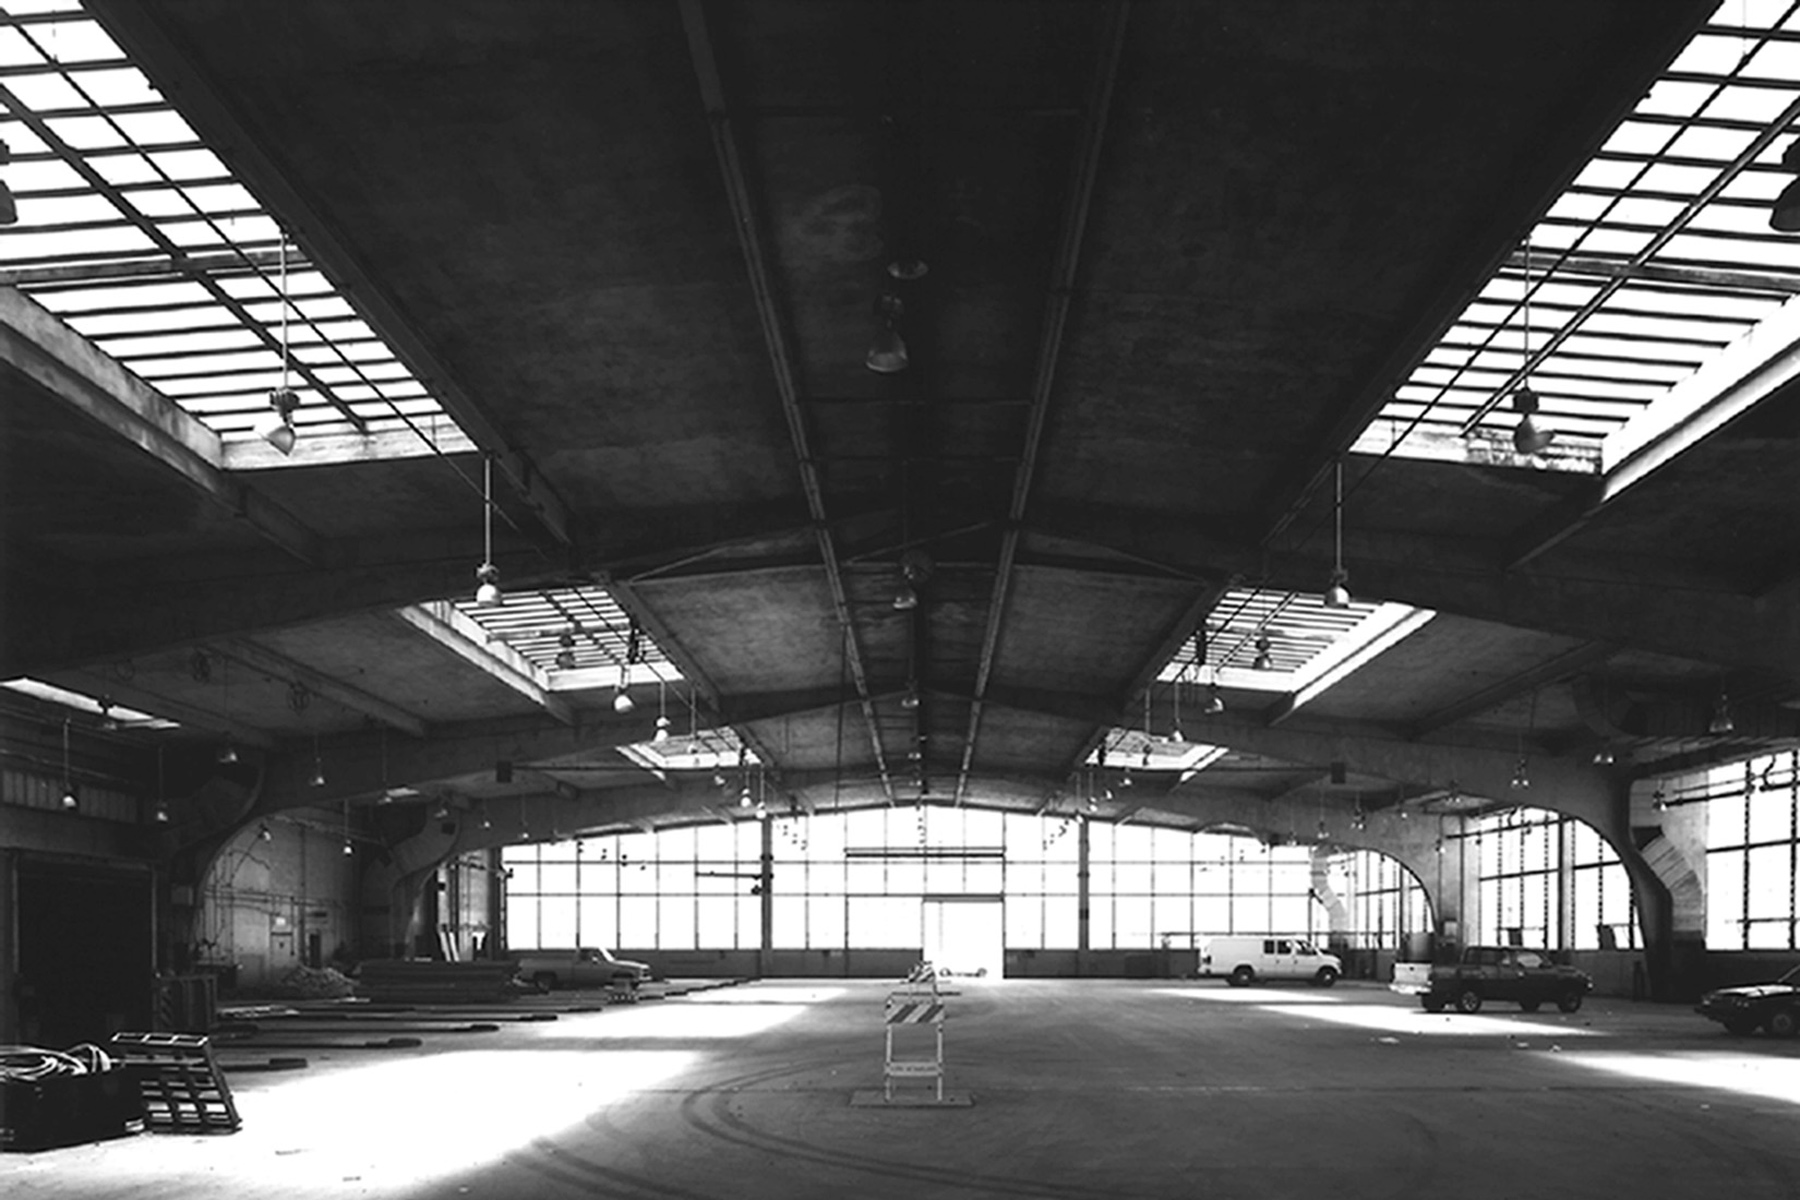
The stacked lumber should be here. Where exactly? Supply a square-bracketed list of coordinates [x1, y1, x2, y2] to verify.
[355, 960, 521, 1004]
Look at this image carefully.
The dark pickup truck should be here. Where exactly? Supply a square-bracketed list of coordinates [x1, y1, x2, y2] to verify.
[1392, 946, 1592, 1014]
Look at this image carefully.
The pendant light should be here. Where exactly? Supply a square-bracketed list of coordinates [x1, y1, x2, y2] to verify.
[59, 718, 78, 810]
[474, 454, 502, 606]
[254, 236, 301, 455]
[1324, 458, 1351, 608]
[653, 679, 672, 742]
[1511, 243, 1555, 456]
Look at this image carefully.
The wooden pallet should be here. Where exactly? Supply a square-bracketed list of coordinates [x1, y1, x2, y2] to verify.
[106, 1033, 240, 1134]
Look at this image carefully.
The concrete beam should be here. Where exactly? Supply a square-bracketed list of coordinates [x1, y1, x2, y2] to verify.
[211, 637, 429, 738]
[92, 2, 575, 551]
[391, 603, 575, 726]
[1406, 641, 1617, 738]
[256, 712, 655, 810]
[0, 288, 320, 565]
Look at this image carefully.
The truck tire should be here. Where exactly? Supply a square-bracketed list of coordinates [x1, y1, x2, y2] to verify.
[1313, 966, 1339, 988]
[1228, 965, 1255, 988]
[1767, 1007, 1798, 1038]
[1421, 995, 1446, 1013]
[532, 971, 558, 993]
[1555, 990, 1584, 1014]
[1454, 987, 1483, 1014]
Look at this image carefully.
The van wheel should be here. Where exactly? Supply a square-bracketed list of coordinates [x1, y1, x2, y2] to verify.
[1767, 1007, 1798, 1038]
[1313, 967, 1339, 988]
[1228, 965, 1255, 988]
[532, 971, 557, 993]
[1454, 987, 1483, 1014]
[1555, 991, 1584, 1014]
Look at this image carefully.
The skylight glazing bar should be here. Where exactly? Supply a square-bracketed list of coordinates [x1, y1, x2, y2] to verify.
[1358, 1, 1800, 467]
[0, 3, 469, 461]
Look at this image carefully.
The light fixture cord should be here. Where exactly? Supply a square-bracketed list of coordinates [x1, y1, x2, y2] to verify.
[1333, 458, 1344, 575]
[1521, 240, 1532, 383]
[482, 453, 494, 565]
[279, 235, 291, 392]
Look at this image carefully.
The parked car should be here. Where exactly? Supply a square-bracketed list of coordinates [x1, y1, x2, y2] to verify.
[1695, 963, 1800, 1037]
[1392, 946, 1592, 1014]
[512, 947, 652, 992]
[1201, 936, 1342, 987]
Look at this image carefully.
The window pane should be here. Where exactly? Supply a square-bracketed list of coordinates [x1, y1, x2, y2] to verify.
[808, 895, 845, 949]
[696, 896, 738, 948]
[1008, 894, 1042, 949]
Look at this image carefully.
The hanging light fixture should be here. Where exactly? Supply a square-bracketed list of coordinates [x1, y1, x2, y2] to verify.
[865, 291, 909, 373]
[254, 237, 301, 454]
[1708, 687, 1735, 735]
[0, 138, 17, 226]
[555, 630, 577, 671]
[309, 731, 327, 787]
[1253, 633, 1273, 671]
[1509, 757, 1531, 790]
[653, 680, 672, 743]
[1770, 138, 1800, 231]
[474, 454, 503, 607]
[1325, 458, 1351, 608]
[1591, 745, 1616, 766]
[1510, 242, 1555, 456]
[215, 656, 238, 764]
[1204, 679, 1225, 715]
[59, 719, 78, 810]
[613, 619, 640, 713]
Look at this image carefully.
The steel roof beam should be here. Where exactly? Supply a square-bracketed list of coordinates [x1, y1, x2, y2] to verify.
[680, 0, 892, 801]
[954, 0, 1129, 804]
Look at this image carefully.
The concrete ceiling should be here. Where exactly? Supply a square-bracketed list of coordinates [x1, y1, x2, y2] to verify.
[6, 0, 1798, 842]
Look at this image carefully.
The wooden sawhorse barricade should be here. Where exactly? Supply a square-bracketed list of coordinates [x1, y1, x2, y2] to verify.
[882, 979, 947, 1102]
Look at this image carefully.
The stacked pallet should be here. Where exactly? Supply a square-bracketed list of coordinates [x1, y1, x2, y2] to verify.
[355, 960, 522, 1004]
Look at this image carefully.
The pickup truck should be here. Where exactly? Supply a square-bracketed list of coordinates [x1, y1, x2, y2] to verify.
[1391, 946, 1592, 1014]
[512, 947, 652, 992]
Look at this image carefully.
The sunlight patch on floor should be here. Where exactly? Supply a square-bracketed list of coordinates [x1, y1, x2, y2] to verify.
[1258, 1003, 1603, 1037]
[1157, 987, 1344, 1004]
[1555, 1050, 1800, 1106]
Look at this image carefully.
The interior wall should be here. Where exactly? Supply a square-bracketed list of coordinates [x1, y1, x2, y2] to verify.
[195, 808, 358, 991]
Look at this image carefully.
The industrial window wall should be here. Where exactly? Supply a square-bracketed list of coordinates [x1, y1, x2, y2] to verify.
[500, 808, 1426, 957]
[1469, 807, 1641, 951]
[1703, 750, 1800, 951]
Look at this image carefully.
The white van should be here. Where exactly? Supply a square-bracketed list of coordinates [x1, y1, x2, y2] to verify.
[1200, 936, 1341, 987]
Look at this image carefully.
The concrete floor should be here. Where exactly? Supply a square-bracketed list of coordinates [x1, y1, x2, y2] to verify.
[4, 978, 1799, 1199]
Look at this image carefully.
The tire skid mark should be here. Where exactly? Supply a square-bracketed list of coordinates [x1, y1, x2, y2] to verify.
[671, 1059, 1121, 1200]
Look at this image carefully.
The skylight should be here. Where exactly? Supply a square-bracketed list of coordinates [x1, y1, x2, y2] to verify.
[1161, 589, 1432, 695]
[451, 585, 682, 691]
[1357, 0, 1800, 469]
[0, 2, 469, 463]
[1, 676, 178, 729]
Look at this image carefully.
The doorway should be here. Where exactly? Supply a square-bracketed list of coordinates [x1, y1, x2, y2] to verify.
[922, 897, 1003, 979]
[14, 857, 154, 1046]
